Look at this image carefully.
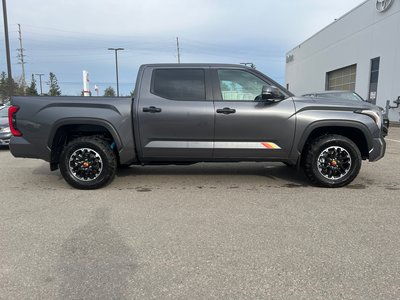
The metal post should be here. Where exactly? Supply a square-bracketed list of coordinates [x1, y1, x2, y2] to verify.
[115, 51, 119, 97]
[35, 73, 44, 96]
[108, 48, 124, 97]
[176, 37, 181, 64]
[2, 0, 13, 98]
[17, 24, 26, 90]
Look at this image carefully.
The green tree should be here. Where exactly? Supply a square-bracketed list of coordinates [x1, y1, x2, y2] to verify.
[0, 71, 20, 100]
[26, 74, 39, 96]
[0, 72, 7, 99]
[16, 76, 27, 95]
[104, 86, 116, 97]
[48, 72, 61, 96]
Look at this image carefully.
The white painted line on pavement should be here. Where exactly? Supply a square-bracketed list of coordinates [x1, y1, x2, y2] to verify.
[386, 139, 400, 143]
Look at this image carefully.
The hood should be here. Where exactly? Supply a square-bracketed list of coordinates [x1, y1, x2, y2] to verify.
[292, 96, 377, 111]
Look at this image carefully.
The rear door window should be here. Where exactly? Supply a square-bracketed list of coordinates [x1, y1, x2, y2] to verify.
[152, 69, 206, 101]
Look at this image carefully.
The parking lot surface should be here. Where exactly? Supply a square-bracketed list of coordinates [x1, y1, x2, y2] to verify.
[1, 128, 400, 299]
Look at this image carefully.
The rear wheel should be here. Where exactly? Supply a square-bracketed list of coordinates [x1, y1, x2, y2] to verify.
[303, 134, 361, 187]
[59, 137, 117, 189]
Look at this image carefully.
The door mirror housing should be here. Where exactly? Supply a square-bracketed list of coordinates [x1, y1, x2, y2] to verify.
[261, 85, 284, 101]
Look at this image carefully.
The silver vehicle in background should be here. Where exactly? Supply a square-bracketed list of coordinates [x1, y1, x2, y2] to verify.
[0, 106, 11, 146]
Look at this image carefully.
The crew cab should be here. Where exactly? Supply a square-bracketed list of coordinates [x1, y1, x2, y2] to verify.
[9, 64, 386, 189]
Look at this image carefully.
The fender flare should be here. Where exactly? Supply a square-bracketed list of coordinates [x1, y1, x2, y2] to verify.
[297, 120, 373, 153]
[47, 117, 123, 151]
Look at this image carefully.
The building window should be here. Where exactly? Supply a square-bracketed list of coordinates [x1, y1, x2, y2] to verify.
[326, 64, 357, 91]
[368, 57, 380, 104]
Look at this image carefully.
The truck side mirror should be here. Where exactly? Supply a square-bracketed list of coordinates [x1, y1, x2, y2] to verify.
[261, 85, 283, 101]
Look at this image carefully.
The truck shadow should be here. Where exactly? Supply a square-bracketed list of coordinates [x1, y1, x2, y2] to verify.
[57, 207, 136, 299]
[117, 163, 310, 187]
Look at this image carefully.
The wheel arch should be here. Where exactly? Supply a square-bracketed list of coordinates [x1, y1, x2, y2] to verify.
[48, 118, 122, 170]
[298, 121, 372, 162]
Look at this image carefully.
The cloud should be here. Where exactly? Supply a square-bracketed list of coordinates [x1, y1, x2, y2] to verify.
[5, 0, 364, 41]
[0, 0, 365, 94]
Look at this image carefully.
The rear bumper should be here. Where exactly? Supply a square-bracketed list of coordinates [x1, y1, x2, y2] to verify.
[369, 137, 386, 162]
[9, 136, 51, 161]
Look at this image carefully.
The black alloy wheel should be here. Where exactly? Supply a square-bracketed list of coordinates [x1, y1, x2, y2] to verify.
[60, 137, 117, 189]
[303, 134, 362, 188]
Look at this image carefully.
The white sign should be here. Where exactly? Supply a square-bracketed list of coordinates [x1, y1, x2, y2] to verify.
[376, 0, 393, 12]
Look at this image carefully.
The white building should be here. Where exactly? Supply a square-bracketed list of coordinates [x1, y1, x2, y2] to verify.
[285, 0, 400, 123]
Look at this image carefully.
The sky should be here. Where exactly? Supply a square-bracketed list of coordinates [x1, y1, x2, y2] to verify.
[0, 0, 366, 96]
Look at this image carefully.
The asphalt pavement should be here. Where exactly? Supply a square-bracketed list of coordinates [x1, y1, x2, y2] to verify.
[1, 128, 400, 299]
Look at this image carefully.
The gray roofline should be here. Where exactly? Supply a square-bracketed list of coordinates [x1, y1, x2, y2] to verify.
[141, 63, 251, 68]
[286, 0, 370, 54]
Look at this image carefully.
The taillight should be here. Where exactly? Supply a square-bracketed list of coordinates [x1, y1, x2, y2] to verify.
[8, 106, 22, 137]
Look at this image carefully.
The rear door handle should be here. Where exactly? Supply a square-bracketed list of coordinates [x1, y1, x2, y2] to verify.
[143, 106, 162, 113]
[216, 107, 236, 115]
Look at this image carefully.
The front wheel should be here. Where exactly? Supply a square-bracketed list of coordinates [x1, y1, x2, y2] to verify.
[59, 137, 117, 189]
[303, 134, 362, 188]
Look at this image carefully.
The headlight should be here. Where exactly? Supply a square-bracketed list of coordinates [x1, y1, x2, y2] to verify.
[356, 110, 382, 129]
[0, 126, 11, 133]
[379, 106, 386, 115]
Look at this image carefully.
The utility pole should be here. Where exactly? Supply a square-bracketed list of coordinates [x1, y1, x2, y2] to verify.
[176, 37, 181, 64]
[108, 48, 124, 97]
[35, 73, 44, 96]
[17, 24, 27, 90]
[2, 0, 13, 98]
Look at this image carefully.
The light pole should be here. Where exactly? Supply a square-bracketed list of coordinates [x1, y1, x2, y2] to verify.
[35, 73, 44, 96]
[2, 0, 13, 98]
[108, 47, 124, 97]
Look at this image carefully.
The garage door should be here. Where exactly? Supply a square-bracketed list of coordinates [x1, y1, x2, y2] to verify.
[326, 64, 357, 91]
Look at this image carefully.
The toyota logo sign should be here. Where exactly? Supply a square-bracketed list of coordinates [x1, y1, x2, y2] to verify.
[376, 0, 393, 12]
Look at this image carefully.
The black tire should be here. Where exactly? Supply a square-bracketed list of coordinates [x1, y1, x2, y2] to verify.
[59, 136, 117, 189]
[303, 134, 361, 188]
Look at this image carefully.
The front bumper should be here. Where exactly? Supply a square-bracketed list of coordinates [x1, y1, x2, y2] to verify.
[369, 137, 386, 162]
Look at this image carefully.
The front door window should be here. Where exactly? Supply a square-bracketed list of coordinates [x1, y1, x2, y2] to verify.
[217, 69, 267, 101]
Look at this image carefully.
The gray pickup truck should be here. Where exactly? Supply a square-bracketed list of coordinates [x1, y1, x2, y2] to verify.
[9, 64, 386, 189]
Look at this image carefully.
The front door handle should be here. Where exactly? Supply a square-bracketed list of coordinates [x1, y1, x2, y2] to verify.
[143, 106, 162, 113]
[216, 107, 236, 115]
